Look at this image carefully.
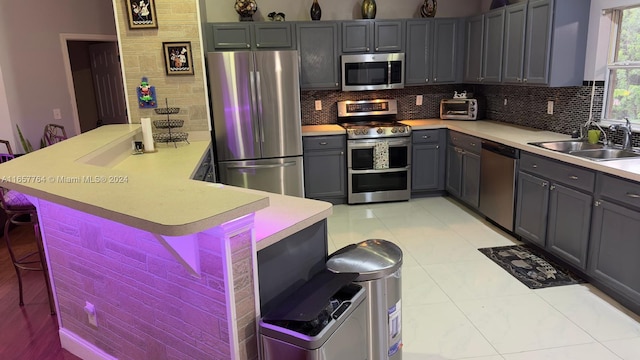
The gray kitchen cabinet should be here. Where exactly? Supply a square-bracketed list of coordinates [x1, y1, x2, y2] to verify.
[516, 152, 594, 268]
[463, 9, 505, 83]
[502, 2, 527, 83]
[412, 129, 445, 193]
[303, 135, 346, 204]
[522, 0, 552, 84]
[209, 23, 294, 51]
[588, 174, 640, 313]
[341, 20, 403, 53]
[446, 131, 481, 208]
[297, 22, 340, 90]
[406, 18, 461, 85]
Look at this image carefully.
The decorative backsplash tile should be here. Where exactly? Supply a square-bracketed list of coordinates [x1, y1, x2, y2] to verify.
[301, 83, 640, 147]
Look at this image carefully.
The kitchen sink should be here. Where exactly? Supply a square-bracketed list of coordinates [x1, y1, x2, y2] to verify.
[528, 140, 604, 153]
[567, 148, 640, 161]
[528, 140, 640, 161]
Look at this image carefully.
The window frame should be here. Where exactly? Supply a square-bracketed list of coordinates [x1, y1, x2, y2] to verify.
[602, 5, 640, 128]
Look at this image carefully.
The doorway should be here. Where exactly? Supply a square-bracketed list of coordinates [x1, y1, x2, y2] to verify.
[61, 34, 128, 134]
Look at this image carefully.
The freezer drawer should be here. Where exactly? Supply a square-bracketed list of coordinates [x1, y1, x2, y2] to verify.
[218, 156, 304, 197]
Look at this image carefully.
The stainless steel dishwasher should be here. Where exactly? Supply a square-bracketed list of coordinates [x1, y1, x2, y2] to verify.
[479, 140, 520, 232]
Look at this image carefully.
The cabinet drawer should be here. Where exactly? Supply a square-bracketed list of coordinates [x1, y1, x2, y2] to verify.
[303, 135, 345, 151]
[520, 153, 595, 192]
[598, 174, 640, 210]
[448, 131, 480, 154]
[412, 130, 441, 144]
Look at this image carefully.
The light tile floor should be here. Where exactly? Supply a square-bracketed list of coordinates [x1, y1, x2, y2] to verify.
[326, 196, 640, 360]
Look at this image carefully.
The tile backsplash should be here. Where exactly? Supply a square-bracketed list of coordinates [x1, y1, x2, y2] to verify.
[301, 83, 640, 147]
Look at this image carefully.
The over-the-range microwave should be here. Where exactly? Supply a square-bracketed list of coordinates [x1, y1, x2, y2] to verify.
[341, 53, 405, 91]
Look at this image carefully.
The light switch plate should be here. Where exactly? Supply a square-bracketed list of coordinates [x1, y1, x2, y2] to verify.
[547, 101, 554, 115]
[416, 95, 423, 106]
[315, 100, 322, 111]
[53, 108, 62, 120]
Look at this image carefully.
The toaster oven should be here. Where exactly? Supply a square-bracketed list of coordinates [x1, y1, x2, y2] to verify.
[440, 99, 483, 120]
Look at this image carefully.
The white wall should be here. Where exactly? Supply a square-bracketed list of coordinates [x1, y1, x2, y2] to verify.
[206, 0, 486, 22]
[0, 0, 116, 152]
[585, 0, 640, 80]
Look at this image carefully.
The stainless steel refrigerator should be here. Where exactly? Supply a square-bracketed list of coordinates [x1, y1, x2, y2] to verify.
[207, 50, 304, 197]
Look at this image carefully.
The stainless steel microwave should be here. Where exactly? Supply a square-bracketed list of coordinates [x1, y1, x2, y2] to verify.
[341, 53, 405, 91]
[440, 99, 483, 120]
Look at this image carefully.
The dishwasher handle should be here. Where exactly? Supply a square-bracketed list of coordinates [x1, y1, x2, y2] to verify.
[481, 140, 520, 159]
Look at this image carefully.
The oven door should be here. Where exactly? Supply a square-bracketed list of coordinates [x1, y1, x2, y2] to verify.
[347, 137, 411, 204]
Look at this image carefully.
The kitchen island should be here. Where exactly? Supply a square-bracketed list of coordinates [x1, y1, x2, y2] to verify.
[0, 125, 332, 360]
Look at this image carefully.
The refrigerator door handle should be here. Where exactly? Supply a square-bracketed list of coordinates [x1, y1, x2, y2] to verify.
[249, 71, 261, 144]
[226, 161, 297, 170]
[255, 70, 265, 143]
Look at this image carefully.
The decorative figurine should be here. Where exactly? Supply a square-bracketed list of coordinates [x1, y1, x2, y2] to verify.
[362, 0, 376, 19]
[235, 0, 258, 21]
[421, 0, 437, 18]
[137, 77, 157, 108]
[310, 0, 321, 21]
[267, 12, 286, 21]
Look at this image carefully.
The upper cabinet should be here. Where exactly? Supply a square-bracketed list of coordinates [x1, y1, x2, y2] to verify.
[406, 18, 462, 85]
[502, 2, 528, 83]
[463, 8, 505, 83]
[208, 23, 295, 51]
[342, 20, 403, 53]
[297, 22, 341, 90]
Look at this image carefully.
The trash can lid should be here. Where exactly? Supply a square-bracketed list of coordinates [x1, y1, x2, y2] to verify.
[326, 239, 403, 281]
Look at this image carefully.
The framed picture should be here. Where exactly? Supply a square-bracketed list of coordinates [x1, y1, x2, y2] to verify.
[162, 42, 195, 76]
[125, 0, 158, 29]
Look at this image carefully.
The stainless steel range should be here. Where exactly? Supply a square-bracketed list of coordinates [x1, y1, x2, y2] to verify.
[338, 99, 412, 204]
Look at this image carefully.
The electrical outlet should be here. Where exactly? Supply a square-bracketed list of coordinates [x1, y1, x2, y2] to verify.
[53, 108, 62, 120]
[314, 100, 322, 111]
[504, 98, 508, 106]
[547, 101, 554, 115]
[416, 95, 423, 106]
[84, 301, 98, 327]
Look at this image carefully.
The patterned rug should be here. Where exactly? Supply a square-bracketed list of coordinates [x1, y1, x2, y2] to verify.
[478, 245, 586, 289]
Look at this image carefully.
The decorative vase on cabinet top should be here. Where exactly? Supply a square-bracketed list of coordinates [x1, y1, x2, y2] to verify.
[362, 0, 376, 19]
[420, 0, 437, 18]
[310, 0, 321, 20]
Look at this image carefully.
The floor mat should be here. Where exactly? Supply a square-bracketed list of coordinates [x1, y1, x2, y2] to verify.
[478, 245, 586, 289]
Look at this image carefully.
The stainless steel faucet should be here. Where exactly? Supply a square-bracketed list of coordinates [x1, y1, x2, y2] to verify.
[609, 117, 633, 150]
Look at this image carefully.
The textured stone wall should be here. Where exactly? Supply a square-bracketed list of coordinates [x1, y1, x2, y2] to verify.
[113, 0, 209, 133]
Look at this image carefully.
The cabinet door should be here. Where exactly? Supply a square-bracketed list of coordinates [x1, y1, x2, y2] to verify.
[304, 149, 346, 200]
[253, 23, 294, 49]
[297, 22, 340, 90]
[547, 183, 592, 269]
[482, 9, 505, 83]
[210, 24, 252, 50]
[589, 200, 640, 306]
[374, 21, 403, 52]
[463, 15, 484, 83]
[433, 19, 459, 83]
[461, 151, 481, 208]
[412, 143, 442, 191]
[523, 0, 552, 84]
[405, 19, 432, 85]
[515, 171, 549, 247]
[446, 144, 463, 197]
[342, 21, 371, 53]
[502, 2, 527, 83]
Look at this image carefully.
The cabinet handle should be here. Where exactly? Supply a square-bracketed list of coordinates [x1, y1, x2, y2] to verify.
[532, 164, 538, 168]
[366, 47, 370, 51]
[523, 78, 528, 82]
[246, 44, 250, 48]
[595, 200, 601, 206]
[426, 78, 429, 82]
[550, 185, 556, 190]
[319, 142, 328, 145]
[569, 175, 579, 180]
[375, 47, 379, 51]
[436, 145, 440, 149]
[626, 192, 640, 198]
[516, 77, 521, 82]
[434, 78, 437, 82]
[470, 142, 476, 147]
[335, 82, 339, 86]
[340, 151, 344, 155]
[256, 44, 260, 47]
[542, 182, 548, 187]
[422, 135, 431, 139]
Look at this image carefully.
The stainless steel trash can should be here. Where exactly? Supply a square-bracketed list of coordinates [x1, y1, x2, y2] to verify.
[326, 239, 403, 360]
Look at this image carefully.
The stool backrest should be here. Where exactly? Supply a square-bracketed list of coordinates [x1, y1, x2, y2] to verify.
[1, 140, 14, 163]
[44, 124, 67, 146]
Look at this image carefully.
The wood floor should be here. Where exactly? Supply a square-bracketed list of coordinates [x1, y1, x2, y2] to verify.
[0, 223, 81, 360]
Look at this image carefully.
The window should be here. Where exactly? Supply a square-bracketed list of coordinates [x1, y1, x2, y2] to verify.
[605, 6, 640, 124]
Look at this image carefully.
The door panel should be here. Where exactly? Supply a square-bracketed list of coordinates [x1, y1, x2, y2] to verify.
[254, 51, 302, 158]
[515, 171, 549, 246]
[89, 42, 127, 126]
[208, 51, 259, 161]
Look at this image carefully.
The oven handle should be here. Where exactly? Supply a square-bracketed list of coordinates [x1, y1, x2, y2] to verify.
[349, 167, 410, 174]
[347, 139, 410, 148]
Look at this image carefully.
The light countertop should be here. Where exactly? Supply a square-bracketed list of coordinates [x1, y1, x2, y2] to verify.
[307, 120, 640, 183]
[0, 125, 331, 239]
[302, 125, 346, 136]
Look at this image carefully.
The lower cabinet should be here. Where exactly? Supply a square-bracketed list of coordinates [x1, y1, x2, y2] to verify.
[515, 152, 593, 270]
[588, 174, 640, 312]
[303, 135, 347, 204]
[412, 129, 445, 193]
[446, 131, 481, 208]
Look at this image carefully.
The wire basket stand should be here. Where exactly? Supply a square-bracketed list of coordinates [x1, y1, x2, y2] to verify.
[153, 98, 189, 147]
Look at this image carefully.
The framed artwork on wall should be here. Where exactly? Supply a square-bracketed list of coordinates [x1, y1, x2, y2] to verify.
[126, 0, 158, 29]
[162, 42, 195, 76]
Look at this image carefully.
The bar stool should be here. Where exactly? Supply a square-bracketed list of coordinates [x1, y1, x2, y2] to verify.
[43, 124, 67, 146]
[0, 143, 55, 315]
